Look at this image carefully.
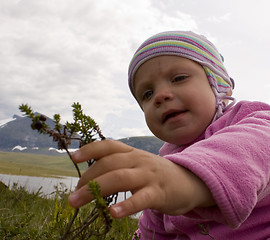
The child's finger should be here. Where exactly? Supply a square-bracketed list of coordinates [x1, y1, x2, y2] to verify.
[68, 167, 149, 209]
[110, 187, 159, 218]
[76, 153, 135, 189]
[68, 184, 92, 208]
[71, 140, 133, 163]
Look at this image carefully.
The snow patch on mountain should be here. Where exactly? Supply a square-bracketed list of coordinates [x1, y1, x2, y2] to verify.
[12, 145, 27, 151]
[12, 146, 39, 151]
[11, 145, 79, 153]
[48, 148, 78, 153]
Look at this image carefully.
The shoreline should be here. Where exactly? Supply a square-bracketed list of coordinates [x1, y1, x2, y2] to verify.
[0, 173, 79, 197]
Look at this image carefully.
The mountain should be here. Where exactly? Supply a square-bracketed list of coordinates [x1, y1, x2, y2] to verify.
[0, 115, 164, 155]
[0, 114, 60, 151]
[118, 136, 164, 154]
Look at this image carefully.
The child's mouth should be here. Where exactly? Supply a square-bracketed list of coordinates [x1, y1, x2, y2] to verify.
[162, 110, 187, 123]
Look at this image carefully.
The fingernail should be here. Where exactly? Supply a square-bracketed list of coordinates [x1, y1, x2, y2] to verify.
[68, 193, 80, 207]
[71, 150, 81, 160]
[111, 205, 124, 218]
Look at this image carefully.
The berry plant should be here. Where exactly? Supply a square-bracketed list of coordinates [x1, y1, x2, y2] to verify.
[19, 103, 118, 240]
[18, 103, 212, 240]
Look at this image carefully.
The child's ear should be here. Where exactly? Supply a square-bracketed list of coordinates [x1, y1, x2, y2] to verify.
[226, 88, 233, 97]
[223, 88, 233, 106]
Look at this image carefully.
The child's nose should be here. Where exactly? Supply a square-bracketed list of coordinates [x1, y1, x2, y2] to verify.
[154, 87, 174, 107]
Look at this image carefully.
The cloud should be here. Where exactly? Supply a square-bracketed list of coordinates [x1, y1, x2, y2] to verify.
[1, 0, 270, 138]
[206, 13, 231, 23]
[119, 127, 153, 139]
[0, 0, 200, 138]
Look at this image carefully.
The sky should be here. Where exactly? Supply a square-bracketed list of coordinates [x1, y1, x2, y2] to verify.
[1, 0, 270, 139]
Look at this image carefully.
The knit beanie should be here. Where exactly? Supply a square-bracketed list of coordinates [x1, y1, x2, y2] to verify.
[128, 31, 235, 120]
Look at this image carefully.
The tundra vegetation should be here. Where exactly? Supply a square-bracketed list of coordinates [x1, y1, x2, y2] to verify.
[1, 103, 139, 240]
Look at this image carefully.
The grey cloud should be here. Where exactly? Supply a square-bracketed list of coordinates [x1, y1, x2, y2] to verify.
[1, 0, 270, 138]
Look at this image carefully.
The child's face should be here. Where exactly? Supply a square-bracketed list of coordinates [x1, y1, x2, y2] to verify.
[134, 56, 216, 145]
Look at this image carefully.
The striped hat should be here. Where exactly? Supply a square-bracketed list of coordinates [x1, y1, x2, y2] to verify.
[128, 31, 235, 119]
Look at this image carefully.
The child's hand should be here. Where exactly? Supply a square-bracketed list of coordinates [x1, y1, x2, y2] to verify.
[68, 140, 214, 218]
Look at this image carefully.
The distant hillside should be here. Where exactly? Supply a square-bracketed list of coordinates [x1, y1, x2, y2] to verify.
[0, 151, 83, 177]
[0, 115, 164, 155]
[118, 136, 164, 154]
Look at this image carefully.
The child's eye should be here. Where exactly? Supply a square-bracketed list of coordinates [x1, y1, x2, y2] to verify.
[142, 90, 153, 100]
[173, 75, 188, 82]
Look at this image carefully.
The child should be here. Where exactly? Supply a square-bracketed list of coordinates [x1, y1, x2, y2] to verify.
[68, 31, 270, 239]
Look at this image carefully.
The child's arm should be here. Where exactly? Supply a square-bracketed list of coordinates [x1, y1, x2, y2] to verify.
[68, 140, 215, 218]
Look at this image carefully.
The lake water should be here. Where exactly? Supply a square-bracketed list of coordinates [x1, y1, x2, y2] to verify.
[0, 173, 131, 203]
[0, 173, 79, 197]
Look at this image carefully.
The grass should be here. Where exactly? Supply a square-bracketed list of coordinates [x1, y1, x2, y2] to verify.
[0, 183, 138, 239]
[0, 151, 88, 177]
[0, 151, 139, 239]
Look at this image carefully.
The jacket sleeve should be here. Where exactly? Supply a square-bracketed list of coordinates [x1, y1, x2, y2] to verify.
[162, 102, 270, 228]
[134, 209, 176, 240]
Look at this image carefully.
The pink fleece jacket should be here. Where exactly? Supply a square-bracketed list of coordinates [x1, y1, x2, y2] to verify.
[135, 101, 270, 240]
